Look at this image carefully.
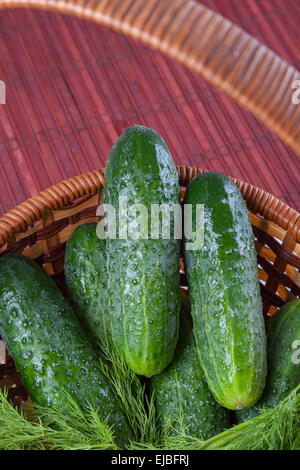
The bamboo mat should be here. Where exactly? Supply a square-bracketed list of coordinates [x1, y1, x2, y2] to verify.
[0, 0, 299, 216]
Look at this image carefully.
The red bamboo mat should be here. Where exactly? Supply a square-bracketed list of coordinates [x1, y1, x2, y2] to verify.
[0, 0, 299, 217]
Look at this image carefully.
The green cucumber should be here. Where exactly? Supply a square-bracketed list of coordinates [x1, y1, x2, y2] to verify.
[64, 223, 108, 341]
[151, 296, 230, 439]
[104, 125, 181, 377]
[237, 298, 300, 422]
[184, 172, 267, 410]
[0, 254, 132, 447]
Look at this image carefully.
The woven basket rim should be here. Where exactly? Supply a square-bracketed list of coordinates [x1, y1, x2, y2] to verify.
[0, 165, 299, 249]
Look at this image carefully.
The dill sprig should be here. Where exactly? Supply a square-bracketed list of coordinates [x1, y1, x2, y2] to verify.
[0, 388, 115, 450]
[96, 333, 157, 445]
[0, 334, 299, 450]
[134, 385, 300, 451]
[0, 334, 158, 450]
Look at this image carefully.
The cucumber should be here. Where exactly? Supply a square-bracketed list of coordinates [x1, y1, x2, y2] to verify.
[151, 296, 230, 439]
[184, 172, 267, 410]
[64, 223, 108, 341]
[104, 125, 181, 377]
[0, 254, 132, 447]
[237, 298, 300, 422]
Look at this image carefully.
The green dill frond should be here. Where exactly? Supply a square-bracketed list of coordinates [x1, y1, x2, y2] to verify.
[97, 333, 158, 445]
[1, 342, 299, 450]
[160, 384, 300, 451]
[0, 388, 116, 450]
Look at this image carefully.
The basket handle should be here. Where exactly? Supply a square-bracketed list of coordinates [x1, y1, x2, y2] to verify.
[1, 0, 300, 155]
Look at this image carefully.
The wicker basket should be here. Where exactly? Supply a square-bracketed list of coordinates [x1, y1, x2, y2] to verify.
[0, 165, 300, 405]
[0, 0, 299, 408]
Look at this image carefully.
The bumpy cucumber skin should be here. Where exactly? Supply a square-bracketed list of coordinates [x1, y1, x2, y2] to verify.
[104, 125, 181, 378]
[0, 254, 132, 448]
[151, 296, 230, 439]
[184, 172, 267, 410]
[237, 299, 300, 422]
[64, 223, 108, 340]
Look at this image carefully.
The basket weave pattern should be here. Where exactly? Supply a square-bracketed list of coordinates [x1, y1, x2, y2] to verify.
[0, 166, 299, 406]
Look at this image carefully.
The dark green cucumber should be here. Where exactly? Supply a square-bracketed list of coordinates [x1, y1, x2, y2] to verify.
[184, 172, 267, 410]
[0, 254, 132, 447]
[237, 298, 300, 422]
[64, 223, 108, 341]
[104, 125, 181, 377]
[151, 296, 230, 439]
